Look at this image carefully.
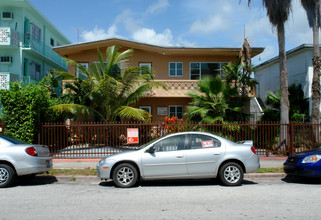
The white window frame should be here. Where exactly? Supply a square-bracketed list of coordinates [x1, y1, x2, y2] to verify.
[168, 105, 183, 119]
[169, 62, 183, 77]
[139, 63, 152, 75]
[189, 62, 228, 80]
[76, 63, 88, 78]
[139, 106, 152, 114]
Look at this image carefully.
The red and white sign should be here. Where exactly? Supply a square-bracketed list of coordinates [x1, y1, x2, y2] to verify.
[127, 128, 139, 144]
[201, 140, 214, 148]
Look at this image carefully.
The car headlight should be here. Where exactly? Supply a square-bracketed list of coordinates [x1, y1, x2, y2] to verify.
[302, 155, 321, 163]
[98, 158, 107, 166]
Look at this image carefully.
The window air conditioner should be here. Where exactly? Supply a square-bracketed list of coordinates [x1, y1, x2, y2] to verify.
[2, 12, 13, 20]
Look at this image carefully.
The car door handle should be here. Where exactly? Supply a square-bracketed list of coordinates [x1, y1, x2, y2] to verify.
[213, 152, 221, 155]
[176, 155, 184, 158]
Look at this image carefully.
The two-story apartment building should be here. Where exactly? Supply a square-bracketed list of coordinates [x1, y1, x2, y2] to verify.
[0, 0, 71, 89]
[54, 38, 264, 121]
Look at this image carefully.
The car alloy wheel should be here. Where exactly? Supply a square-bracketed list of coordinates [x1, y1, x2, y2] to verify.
[219, 162, 243, 186]
[0, 164, 15, 188]
[113, 163, 138, 188]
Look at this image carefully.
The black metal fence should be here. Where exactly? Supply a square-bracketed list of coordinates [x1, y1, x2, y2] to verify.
[37, 121, 321, 159]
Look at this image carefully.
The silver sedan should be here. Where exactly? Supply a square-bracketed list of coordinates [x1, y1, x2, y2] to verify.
[97, 131, 260, 187]
[0, 135, 52, 188]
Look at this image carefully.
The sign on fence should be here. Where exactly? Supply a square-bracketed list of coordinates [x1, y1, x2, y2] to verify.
[127, 128, 139, 144]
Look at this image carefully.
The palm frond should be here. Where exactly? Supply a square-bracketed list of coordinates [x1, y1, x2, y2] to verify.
[114, 106, 147, 121]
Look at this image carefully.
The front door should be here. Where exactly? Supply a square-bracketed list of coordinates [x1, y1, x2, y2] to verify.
[141, 134, 187, 178]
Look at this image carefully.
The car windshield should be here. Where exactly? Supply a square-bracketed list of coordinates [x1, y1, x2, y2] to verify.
[136, 138, 159, 150]
[0, 135, 28, 144]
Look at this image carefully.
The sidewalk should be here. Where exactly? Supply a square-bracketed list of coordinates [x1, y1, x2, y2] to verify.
[52, 157, 286, 169]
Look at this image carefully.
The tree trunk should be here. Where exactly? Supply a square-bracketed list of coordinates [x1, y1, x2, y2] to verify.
[311, 1, 320, 123]
[277, 24, 290, 124]
[277, 23, 290, 151]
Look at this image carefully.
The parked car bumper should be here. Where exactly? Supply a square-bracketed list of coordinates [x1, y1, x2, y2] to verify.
[245, 154, 260, 173]
[284, 162, 321, 177]
[16, 157, 52, 176]
[96, 158, 117, 180]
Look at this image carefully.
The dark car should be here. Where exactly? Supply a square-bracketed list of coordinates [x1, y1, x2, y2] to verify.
[284, 149, 321, 177]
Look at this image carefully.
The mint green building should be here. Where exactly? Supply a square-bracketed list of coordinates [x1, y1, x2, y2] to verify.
[0, 0, 71, 89]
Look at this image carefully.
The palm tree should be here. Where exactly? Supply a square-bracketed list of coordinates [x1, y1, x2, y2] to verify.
[222, 58, 257, 121]
[301, 0, 320, 123]
[247, 0, 291, 123]
[261, 84, 309, 122]
[247, 0, 292, 149]
[52, 45, 165, 122]
[186, 76, 240, 123]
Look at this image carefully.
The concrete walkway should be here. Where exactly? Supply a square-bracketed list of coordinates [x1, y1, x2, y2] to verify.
[52, 157, 286, 169]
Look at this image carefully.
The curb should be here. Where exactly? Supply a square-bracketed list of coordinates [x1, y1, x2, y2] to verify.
[244, 173, 286, 178]
[50, 173, 286, 183]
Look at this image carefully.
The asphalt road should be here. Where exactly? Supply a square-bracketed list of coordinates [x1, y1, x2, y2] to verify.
[1, 176, 321, 220]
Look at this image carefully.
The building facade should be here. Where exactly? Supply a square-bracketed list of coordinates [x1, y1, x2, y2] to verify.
[54, 38, 263, 121]
[0, 0, 71, 89]
[255, 44, 321, 116]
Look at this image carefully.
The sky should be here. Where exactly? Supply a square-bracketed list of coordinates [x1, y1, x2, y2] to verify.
[29, 0, 319, 65]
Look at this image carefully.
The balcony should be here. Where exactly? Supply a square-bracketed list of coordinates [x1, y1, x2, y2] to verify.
[0, 27, 19, 48]
[22, 35, 68, 70]
[147, 80, 256, 98]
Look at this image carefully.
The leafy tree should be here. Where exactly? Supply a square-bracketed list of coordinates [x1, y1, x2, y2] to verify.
[186, 76, 240, 123]
[301, 0, 321, 122]
[0, 81, 67, 143]
[53, 45, 165, 122]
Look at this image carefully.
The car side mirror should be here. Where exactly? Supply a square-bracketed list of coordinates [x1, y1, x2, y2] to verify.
[146, 146, 156, 153]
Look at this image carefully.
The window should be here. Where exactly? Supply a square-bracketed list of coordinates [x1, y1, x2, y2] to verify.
[139, 63, 151, 75]
[187, 134, 221, 150]
[30, 62, 41, 81]
[1, 56, 12, 63]
[76, 63, 88, 80]
[157, 107, 167, 115]
[190, 62, 228, 80]
[139, 106, 152, 114]
[154, 135, 185, 152]
[50, 38, 54, 46]
[31, 24, 41, 42]
[169, 62, 183, 77]
[2, 12, 13, 20]
[169, 105, 183, 119]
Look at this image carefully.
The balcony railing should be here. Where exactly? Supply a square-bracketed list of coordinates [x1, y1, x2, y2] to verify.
[22, 34, 68, 69]
[148, 80, 256, 98]
[0, 27, 19, 47]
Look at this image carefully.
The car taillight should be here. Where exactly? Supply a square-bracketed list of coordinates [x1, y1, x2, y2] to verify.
[25, 147, 38, 156]
[251, 146, 256, 154]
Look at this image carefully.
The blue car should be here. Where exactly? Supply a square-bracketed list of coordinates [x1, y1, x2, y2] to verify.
[284, 149, 321, 177]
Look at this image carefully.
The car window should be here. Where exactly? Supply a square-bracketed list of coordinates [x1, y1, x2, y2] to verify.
[187, 134, 221, 150]
[153, 135, 185, 152]
[0, 135, 27, 144]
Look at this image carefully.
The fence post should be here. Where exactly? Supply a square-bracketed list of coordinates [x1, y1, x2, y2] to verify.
[289, 122, 294, 155]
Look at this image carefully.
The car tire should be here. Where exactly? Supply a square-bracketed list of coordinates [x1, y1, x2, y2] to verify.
[218, 162, 243, 186]
[0, 164, 16, 188]
[113, 163, 138, 188]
